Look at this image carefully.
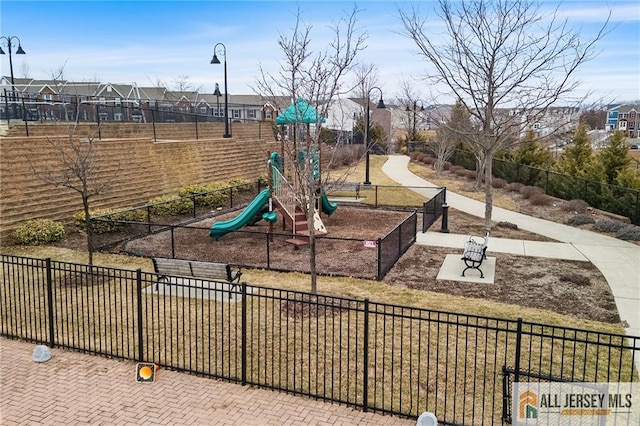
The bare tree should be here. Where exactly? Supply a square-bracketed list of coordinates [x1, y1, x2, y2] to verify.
[400, 0, 609, 226]
[253, 5, 367, 293]
[432, 99, 470, 173]
[171, 74, 202, 93]
[30, 122, 117, 265]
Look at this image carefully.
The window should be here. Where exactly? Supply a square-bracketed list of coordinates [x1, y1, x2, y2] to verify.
[115, 98, 121, 106]
[99, 97, 106, 106]
[265, 110, 272, 119]
[99, 112, 108, 121]
[533, 123, 540, 130]
[114, 113, 123, 121]
[619, 121, 627, 130]
[232, 109, 241, 119]
[200, 106, 207, 114]
[42, 94, 52, 101]
[248, 109, 257, 119]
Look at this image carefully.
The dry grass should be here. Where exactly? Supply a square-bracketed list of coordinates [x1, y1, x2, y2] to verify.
[2, 154, 636, 422]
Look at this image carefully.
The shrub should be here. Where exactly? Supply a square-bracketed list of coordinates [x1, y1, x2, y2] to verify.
[421, 156, 436, 165]
[561, 199, 590, 214]
[519, 185, 545, 199]
[465, 170, 477, 180]
[179, 184, 227, 208]
[149, 196, 194, 216]
[567, 214, 596, 226]
[594, 219, 626, 233]
[505, 182, 524, 193]
[529, 193, 553, 206]
[227, 179, 253, 194]
[616, 225, 640, 241]
[448, 165, 463, 174]
[74, 208, 146, 234]
[442, 162, 451, 171]
[13, 219, 65, 245]
[492, 178, 507, 189]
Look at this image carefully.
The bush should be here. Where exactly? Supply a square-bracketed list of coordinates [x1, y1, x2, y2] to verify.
[529, 193, 553, 206]
[561, 199, 590, 214]
[505, 182, 524, 193]
[519, 185, 545, 199]
[442, 162, 451, 171]
[179, 184, 227, 208]
[74, 208, 147, 234]
[448, 165, 464, 174]
[13, 219, 65, 245]
[492, 178, 507, 189]
[616, 225, 640, 241]
[465, 170, 477, 180]
[567, 214, 596, 226]
[594, 219, 626, 233]
[149, 196, 194, 216]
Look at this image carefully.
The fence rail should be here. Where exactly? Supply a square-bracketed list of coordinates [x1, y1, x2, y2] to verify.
[1, 92, 268, 140]
[1, 254, 638, 424]
[449, 149, 640, 225]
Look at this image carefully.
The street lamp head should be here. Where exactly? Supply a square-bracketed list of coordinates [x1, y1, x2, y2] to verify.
[213, 83, 221, 96]
[0, 47, 5, 55]
[210, 54, 221, 64]
[16, 45, 25, 54]
[376, 98, 386, 109]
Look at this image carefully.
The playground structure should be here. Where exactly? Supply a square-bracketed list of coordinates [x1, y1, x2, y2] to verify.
[210, 98, 337, 245]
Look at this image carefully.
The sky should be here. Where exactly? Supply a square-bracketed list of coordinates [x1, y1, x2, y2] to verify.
[1, 0, 639, 105]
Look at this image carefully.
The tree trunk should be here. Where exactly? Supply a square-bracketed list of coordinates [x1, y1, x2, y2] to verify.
[484, 153, 494, 229]
[83, 196, 94, 265]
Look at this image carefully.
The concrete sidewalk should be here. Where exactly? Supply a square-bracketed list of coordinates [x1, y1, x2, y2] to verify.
[0, 338, 412, 426]
[382, 155, 640, 338]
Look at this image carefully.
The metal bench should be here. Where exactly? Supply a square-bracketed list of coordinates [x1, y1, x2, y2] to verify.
[461, 232, 489, 278]
[152, 257, 242, 297]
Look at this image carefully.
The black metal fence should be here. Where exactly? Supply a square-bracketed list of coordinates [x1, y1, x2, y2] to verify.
[1, 92, 269, 140]
[449, 149, 640, 225]
[422, 187, 446, 232]
[2, 254, 638, 424]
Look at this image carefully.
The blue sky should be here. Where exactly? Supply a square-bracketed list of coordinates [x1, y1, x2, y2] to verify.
[1, 0, 639, 104]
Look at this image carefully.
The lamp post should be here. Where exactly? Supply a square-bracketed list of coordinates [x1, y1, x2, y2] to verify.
[364, 86, 385, 185]
[213, 83, 221, 121]
[406, 100, 424, 141]
[0, 35, 26, 120]
[210, 43, 231, 138]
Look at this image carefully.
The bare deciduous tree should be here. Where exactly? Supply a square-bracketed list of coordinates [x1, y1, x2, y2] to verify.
[253, 5, 367, 293]
[400, 0, 609, 226]
[30, 122, 118, 265]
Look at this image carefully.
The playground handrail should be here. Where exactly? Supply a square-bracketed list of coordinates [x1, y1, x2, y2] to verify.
[271, 167, 298, 227]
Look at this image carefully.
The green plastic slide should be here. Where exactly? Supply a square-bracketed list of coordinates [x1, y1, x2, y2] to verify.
[321, 192, 338, 216]
[209, 189, 275, 239]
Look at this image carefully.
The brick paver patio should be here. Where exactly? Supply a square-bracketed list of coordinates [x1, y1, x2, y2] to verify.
[0, 338, 414, 425]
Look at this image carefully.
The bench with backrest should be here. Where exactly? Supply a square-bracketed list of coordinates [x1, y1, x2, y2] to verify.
[152, 257, 242, 296]
[461, 232, 490, 278]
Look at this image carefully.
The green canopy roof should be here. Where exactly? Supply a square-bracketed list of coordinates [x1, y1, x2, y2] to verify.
[275, 98, 326, 125]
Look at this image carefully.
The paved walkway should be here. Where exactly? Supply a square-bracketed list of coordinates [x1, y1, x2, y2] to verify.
[382, 155, 640, 339]
[0, 338, 413, 426]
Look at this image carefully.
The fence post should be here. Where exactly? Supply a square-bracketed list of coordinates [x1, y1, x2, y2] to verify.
[147, 206, 151, 234]
[170, 226, 175, 258]
[136, 269, 144, 362]
[230, 187, 234, 209]
[241, 282, 247, 385]
[440, 203, 450, 233]
[266, 233, 271, 269]
[514, 318, 523, 384]
[362, 298, 370, 412]
[376, 238, 382, 280]
[636, 191, 640, 225]
[45, 258, 55, 348]
[375, 186, 379, 208]
[21, 97, 29, 136]
[545, 170, 550, 194]
[192, 195, 197, 219]
[195, 113, 199, 140]
[151, 108, 157, 142]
